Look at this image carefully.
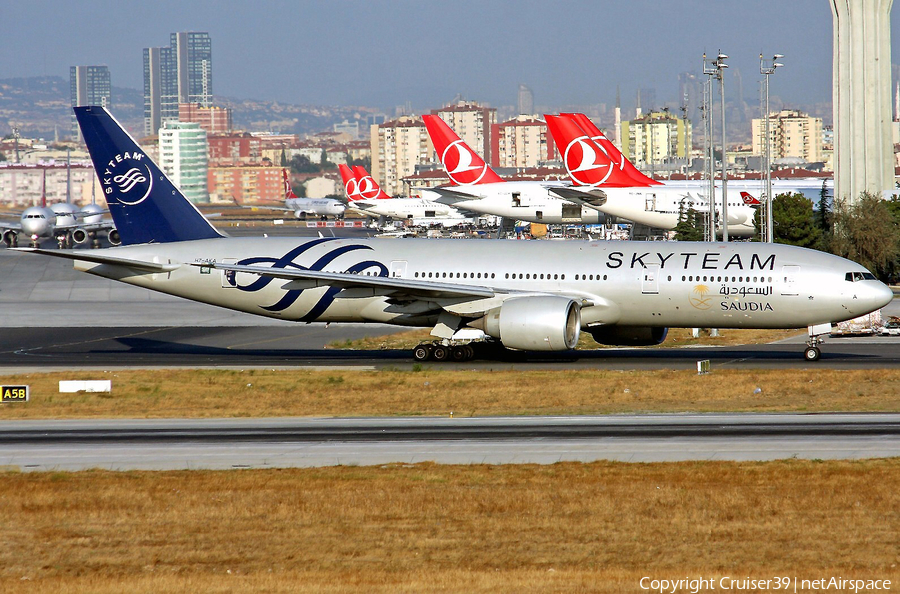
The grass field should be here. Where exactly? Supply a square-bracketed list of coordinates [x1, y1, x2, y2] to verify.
[1, 460, 897, 593]
[2, 367, 900, 419]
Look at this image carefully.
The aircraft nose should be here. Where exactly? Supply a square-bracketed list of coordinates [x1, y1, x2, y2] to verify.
[872, 281, 895, 310]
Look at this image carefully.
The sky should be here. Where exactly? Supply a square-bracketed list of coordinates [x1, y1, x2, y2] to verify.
[1, 0, 896, 112]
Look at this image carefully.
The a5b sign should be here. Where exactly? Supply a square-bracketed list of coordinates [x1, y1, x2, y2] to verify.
[1, 385, 29, 403]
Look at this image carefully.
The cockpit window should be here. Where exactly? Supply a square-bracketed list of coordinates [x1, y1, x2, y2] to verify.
[846, 272, 877, 282]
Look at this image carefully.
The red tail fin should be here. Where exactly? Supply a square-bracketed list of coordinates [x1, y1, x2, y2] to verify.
[545, 114, 629, 187]
[352, 166, 391, 200]
[282, 168, 299, 200]
[422, 114, 504, 185]
[561, 113, 661, 187]
[338, 164, 363, 202]
[740, 191, 761, 206]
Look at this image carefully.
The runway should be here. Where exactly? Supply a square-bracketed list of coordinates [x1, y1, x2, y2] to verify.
[3, 414, 899, 471]
[2, 247, 900, 370]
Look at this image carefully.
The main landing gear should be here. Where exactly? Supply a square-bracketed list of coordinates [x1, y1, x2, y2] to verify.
[412, 342, 477, 362]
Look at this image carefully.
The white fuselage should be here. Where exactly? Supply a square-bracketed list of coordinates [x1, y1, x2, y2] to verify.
[425, 181, 605, 225]
[349, 197, 468, 222]
[73, 237, 891, 332]
[285, 197, 345, 218]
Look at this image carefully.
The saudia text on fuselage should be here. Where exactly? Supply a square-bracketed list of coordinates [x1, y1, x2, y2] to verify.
[605, 250, 775, 271]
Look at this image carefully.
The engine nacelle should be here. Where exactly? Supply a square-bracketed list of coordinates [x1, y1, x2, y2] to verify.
[294, 211, 307, 219]
[107, 229, 121, 246]
[470, 296, 580, 351]
[72, 229, 88, 244]
[2, 230, 18, 247]
[588, 326, 668, 346]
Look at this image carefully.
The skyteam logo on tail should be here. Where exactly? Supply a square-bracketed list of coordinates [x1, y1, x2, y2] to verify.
[563, 137, 612, 187]
[442, 141, 488, 186]
[102, 152, 153, 206]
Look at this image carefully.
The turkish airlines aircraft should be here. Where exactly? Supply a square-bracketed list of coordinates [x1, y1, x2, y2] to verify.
[547, 114, 759, 237]
[422, 115, 608, 225]
[338, 164, 473, 226]
[15, 106, 892, 364]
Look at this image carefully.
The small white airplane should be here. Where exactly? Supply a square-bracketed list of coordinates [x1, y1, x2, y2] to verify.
[241, 168, 345, 220]
[1, 169, 118, 248]
[340, 164, 474, 227]
[14, 106, 892, 364]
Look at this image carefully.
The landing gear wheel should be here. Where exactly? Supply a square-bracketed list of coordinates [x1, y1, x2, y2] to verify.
[804, 346, 821, 362]
[450, 345, 469, 362]
[431, 345, 449, 362]
[413, 344, 432, 362]
[463, 345, 475, 360]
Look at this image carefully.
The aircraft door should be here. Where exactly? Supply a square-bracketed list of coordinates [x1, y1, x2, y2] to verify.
[641, 264, 660, 294]
[781, 265, 799, 296]
[645, 193, 657, 211]
[390, 260, 408, 279]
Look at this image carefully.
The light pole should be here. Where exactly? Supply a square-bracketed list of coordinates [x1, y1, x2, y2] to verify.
[702, 54, 717, 241]
[760, 53, 783, 243]
[715, 52, 729, 241]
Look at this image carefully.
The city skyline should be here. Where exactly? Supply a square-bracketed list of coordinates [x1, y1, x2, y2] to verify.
[3, 0, 897, 112]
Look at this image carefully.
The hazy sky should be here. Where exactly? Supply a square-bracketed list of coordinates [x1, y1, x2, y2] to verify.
[2, 0, 896, 111]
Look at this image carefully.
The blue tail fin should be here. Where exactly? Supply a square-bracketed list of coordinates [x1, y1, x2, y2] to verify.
[75, 106, 223, 244]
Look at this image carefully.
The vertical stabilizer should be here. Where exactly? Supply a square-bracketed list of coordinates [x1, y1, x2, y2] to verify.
[422, 114, 504, 185]
[74, 106, 222, 244]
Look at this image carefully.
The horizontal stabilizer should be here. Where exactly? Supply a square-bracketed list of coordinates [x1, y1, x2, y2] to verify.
[11, 248, 181, 273]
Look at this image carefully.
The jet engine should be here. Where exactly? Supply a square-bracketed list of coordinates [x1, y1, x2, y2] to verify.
[2, 230, 18, 248]
[469, 296, 580, 351]
[107, 229, 122, 246]
[587, 325, 668, 346]
[72, 229, 89, 244]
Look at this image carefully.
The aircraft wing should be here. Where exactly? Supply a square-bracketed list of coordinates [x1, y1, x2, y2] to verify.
[195, 261, 497, 300]
[547, 186, 608, 210]
[0, 220, 23, 232]
[11, 248, 181, 273]
[55, 220, 117, 232]
[427, 187, 481, 205]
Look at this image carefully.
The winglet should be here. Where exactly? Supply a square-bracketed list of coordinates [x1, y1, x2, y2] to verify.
[74, 106, 222, 244]
[422, 114, 504, 185]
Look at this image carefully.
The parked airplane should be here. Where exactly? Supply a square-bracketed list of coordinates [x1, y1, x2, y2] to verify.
[546, 114, 759, 237]
[242, 168, 345, 220]
[1, 169, 118, 248]
[422, 114, 607, 225]
[339, 164, 474, 226]
[15, 106, 892, 364]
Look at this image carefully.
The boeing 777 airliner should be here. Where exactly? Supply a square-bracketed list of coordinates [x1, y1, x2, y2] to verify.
[14, 107, 892, 362]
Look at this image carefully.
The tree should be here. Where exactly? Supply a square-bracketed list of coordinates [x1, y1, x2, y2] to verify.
[673, 203, 705, 241]
[289, 154, 318, 174]
[831, 192, 900, 280]
[768, 192, 824, 250]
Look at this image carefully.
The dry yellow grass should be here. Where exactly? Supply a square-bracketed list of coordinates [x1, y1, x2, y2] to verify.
[1, 460, 897, 593]
[2, 368, 900, 420]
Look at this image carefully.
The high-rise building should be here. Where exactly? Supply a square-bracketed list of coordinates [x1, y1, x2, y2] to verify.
[159, 121, 209, 203]
[70, 65, 111, 140]
[517, 84, 534, 116]
[432, 101, 496, 165]
[143, 32, 212, 136]
[621, 110, 692, 167]
[179, 103, 232, 135]
[491, 115, 555, 169]
[370, 116, 431, 197]
[751, 109, 824, 164]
